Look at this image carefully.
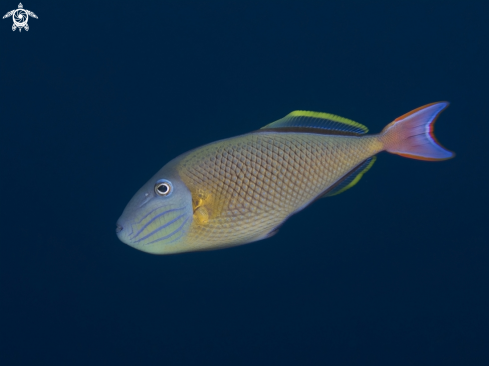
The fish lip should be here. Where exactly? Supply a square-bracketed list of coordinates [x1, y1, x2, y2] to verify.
[115, 224, 123, 233]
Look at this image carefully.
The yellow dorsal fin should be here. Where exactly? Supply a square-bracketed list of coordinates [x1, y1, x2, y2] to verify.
[261, 110, 369, 136]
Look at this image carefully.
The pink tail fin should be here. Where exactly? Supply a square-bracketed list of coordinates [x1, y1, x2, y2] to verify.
[381, 102, 455, 161]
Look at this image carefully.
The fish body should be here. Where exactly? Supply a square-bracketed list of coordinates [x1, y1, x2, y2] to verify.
[117, 102, 454, 254]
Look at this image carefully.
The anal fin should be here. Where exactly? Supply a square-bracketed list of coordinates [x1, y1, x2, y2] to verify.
[321, 156, 376, 198]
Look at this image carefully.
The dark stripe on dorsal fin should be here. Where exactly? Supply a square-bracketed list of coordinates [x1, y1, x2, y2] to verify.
[260, 110, 369, 136]
[320, 156, 376, 198]
[259, 127, 362, 136]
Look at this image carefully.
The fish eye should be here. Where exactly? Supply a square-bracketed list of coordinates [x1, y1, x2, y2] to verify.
[155, 179, 173, 196]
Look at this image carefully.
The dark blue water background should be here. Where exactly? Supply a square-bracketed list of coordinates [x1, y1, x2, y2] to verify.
[1, 1, 488, 365]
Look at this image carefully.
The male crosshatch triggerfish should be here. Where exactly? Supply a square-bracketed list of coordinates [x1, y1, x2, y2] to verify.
[116, 102, 454, 254]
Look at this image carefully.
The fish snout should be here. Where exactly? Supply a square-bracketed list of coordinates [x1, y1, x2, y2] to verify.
[115, 220, 132, 246]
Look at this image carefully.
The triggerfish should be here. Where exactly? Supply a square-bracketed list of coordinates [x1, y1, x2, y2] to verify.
[116, 102, 454, 254]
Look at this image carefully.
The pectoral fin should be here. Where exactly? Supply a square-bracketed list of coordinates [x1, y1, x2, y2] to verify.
[193, 205, 209, 225]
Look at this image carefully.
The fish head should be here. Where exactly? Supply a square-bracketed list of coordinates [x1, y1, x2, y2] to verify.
[116, 163, 193, 254]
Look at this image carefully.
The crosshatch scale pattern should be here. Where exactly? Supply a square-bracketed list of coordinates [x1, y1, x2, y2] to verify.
[177, 132, 383, 250]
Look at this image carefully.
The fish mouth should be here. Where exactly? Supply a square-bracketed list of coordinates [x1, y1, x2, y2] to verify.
[115, 224, 123, 233]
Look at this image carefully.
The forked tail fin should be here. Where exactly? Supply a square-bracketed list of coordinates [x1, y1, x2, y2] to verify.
[381, 102, 455, 161]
